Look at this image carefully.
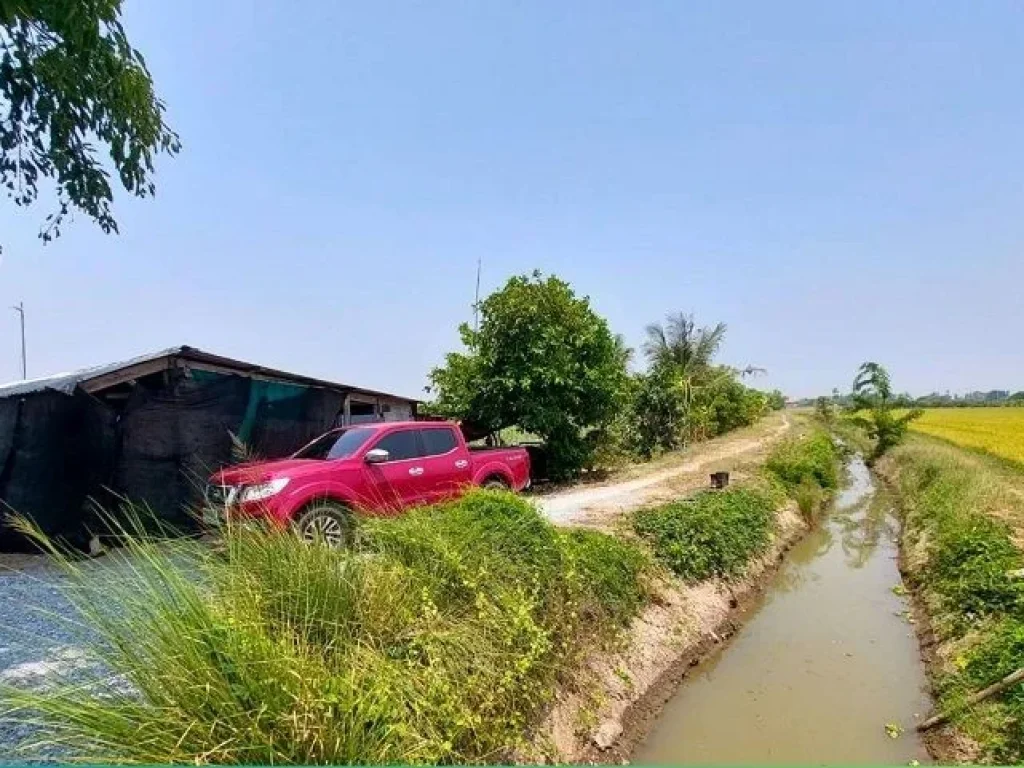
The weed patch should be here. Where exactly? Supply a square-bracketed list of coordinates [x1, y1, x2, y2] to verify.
[633, 487, 776, 582]
[765, 430, 840, 493]
[764, 428, 841, 521]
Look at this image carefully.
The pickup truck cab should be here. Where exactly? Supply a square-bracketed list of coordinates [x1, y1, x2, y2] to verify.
[207, 421, 530, 545]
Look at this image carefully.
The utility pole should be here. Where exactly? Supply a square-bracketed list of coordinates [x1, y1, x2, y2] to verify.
[11, 302, 25, 379]
[473, 257, 482, 335]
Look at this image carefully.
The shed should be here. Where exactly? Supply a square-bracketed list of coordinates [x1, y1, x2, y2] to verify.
[0, 346, 419, 548]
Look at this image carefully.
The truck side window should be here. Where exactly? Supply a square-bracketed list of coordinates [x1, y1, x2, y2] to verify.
[419, 428, 457, 457]
[373, 429, 421, 461]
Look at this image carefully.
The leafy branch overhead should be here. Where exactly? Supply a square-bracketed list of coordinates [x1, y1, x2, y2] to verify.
[0, 0, 180, 246]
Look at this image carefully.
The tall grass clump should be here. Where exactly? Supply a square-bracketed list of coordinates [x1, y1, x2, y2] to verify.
[764, 430, 841, 519]
[886, 441, 1024, 763]
[0, 490, 649, 764]
[633, 487, 776, 582]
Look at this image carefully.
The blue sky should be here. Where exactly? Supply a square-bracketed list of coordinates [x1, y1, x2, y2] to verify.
[1, 1, 1022, 399]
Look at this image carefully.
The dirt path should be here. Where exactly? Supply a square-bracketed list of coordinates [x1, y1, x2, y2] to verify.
[538, 412, 793, 527]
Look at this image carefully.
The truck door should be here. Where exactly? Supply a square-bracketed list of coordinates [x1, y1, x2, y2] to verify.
[362, 428, 425, 511]
[417, 426, 473, 503]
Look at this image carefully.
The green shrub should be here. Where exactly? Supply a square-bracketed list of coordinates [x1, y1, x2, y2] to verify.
[633, 487, 776, 582]
[765, 431, 840, 492]
[1, 490, 649, 764]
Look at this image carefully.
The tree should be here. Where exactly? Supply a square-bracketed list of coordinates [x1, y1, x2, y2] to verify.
[851, 361, 922, 459]
[1, 0, 180, 247]
[629, 361, 691, 458]
[429, 272, 629, 479]
[642, 313, 727, 376]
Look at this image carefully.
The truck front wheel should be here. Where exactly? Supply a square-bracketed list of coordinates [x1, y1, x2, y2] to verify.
[295, 501, 355, 547]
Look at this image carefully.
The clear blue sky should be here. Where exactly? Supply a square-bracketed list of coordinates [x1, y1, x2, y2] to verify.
[1, 1, 1022, 399]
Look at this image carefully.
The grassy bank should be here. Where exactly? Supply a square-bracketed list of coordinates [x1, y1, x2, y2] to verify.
[880, 438, 1024, 764]
[1, 491, 649, 764]
[633, 426, 841, 581]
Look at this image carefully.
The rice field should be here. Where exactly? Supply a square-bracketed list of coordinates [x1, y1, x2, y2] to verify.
[909, 407, 1024, 466]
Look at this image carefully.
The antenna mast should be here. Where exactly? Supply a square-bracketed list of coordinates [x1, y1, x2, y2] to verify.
[473, 258, 482, 335]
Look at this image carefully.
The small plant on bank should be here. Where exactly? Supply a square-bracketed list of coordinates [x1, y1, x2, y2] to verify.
[851, 362, 922, 460]
[814, 396, 835, 425]
[0, 490, 649, 764]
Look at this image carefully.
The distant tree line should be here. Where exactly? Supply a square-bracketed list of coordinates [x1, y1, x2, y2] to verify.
[799, 388, 1024, 409]
[427, 271, 784, 479]
[909, 390, 1024, 407]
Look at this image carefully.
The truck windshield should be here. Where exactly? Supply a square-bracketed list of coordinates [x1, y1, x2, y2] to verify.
[293, 427, 373, 460]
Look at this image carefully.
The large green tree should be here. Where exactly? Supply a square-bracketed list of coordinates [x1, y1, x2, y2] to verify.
[429, 271, 629, 478]
[1, 0, 180, 247]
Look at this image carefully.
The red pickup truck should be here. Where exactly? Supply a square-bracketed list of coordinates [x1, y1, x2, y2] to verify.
[207, 421, 530, 545]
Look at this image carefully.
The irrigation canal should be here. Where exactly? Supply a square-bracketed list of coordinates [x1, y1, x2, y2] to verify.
[634, 455, 934, 764]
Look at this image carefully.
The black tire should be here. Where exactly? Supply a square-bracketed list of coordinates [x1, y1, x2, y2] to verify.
[295, 501, 355, 547]
[481, 476, 510, 491]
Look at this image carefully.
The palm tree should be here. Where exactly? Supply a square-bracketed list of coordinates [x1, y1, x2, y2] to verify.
[642, 313, 727, 374]
[851, 361, 921, 459]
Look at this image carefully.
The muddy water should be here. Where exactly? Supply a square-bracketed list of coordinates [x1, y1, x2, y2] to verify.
[634, 456, 933, 764]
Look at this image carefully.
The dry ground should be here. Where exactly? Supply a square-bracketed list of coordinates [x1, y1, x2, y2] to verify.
[538, 411, 792, 527]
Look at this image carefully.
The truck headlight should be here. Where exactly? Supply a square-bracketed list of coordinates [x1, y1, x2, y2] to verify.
[240, 478, 290, 502]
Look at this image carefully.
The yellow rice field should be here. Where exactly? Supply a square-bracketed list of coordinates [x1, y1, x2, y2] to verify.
[909, 407, 1024, 465]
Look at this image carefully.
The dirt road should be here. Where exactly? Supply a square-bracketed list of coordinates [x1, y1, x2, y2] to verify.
[538, 412, 792, 527]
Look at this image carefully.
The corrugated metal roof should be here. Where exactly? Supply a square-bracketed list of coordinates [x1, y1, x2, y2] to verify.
[0, 346, 421, 403]
[0, 347, 181, 398]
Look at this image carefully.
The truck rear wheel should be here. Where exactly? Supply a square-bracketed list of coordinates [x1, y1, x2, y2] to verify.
[482, 476, 510, 491]
[295, 501, 355, 547]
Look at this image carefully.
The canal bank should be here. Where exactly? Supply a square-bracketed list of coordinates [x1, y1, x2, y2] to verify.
[877, 437, 1024, 765]
[530, 491, 812, 763]
[632, 455, 932, 764]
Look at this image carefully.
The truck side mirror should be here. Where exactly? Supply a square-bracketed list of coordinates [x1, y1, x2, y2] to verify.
[364, 448, 390, 464]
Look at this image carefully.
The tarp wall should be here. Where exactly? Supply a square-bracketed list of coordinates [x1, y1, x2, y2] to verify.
[0, 370, 350, 549]
[0, 390, 117, 549]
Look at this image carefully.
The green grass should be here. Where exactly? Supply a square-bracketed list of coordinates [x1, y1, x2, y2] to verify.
[633, 487, 777, 582]
[631, 427, 842, 583]
[0, 490, 649, 764]
[764, 428, 841, 520]
[885, 441, 1024, 763]
[764, 430, 840, 493]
